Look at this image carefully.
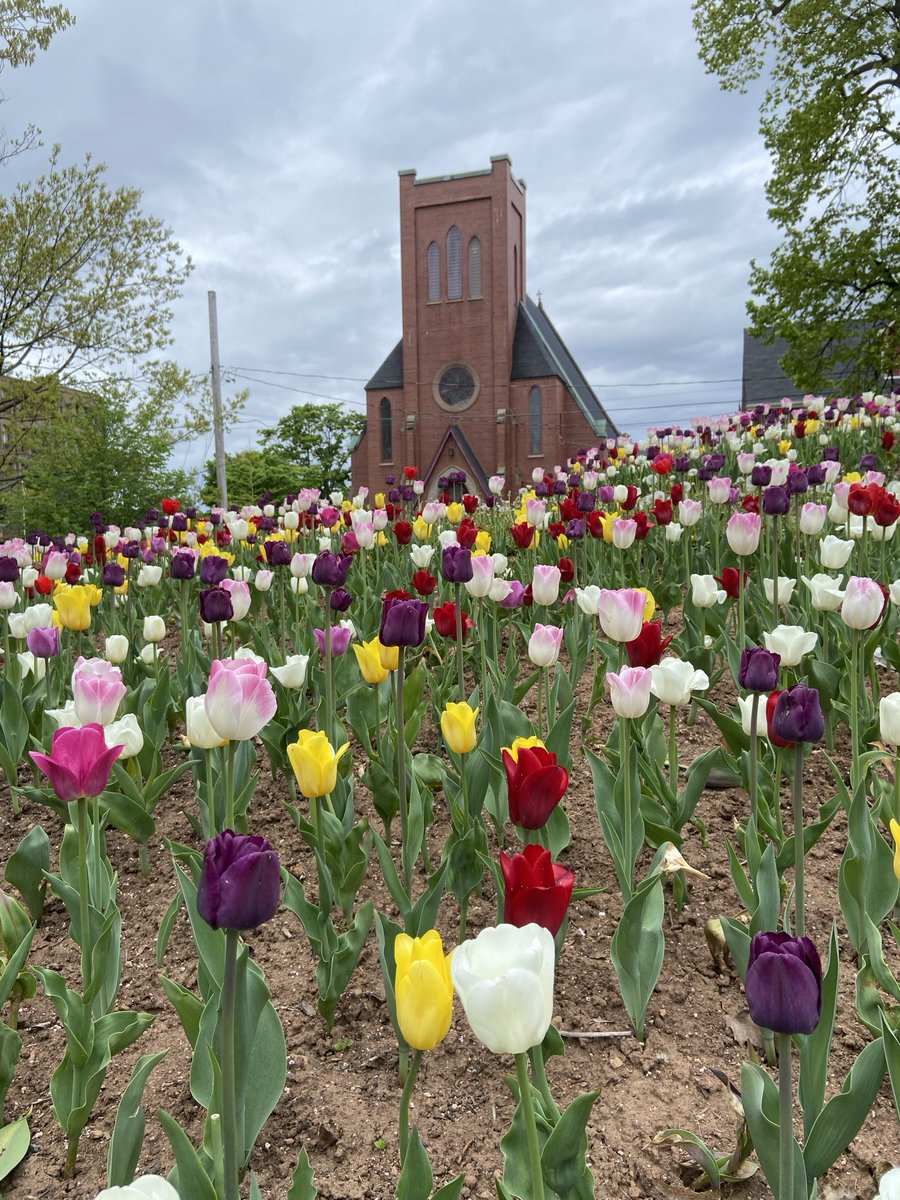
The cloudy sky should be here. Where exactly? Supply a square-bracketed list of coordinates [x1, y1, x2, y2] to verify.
[1, 0, 776, 478]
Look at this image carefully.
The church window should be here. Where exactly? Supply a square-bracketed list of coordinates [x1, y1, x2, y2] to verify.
[447, 226, 462, 299]
[468, 236, 482, 298]
[529, 386, 542, 455]
[380, 396, 393, 462]
[427, 241, 440, 302]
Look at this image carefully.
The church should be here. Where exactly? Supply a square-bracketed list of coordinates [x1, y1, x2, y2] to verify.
[350, 156, 618, 496]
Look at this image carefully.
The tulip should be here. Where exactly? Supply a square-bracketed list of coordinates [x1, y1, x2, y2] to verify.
[199, 586, 234, 624]
[139, 644, 160, 665]
[313, 625, 353, 656]
[137, 564, 163, 588]
[665, 521, 683, 542]
[17, 651, 46, 680]
[73, 658, 127, 726]
[597, 587, 645, 642]
[502, 742, 569, 829]
[690, 574, 726, 608]
[311, 551, 352, 587]
[738, 695, 769, 740]
[464, 554, 495, 599]
[612, 518, 637, 549]
[287, 729, 350, 798]
[54, 585, 92, 631]
[394, 931, 454, 1051]
[799, 503, 827, 535]
[820, 535, 853, 569]
[23, 602, 53, 633]
[197, 830, 281, 931]
[440, 701, 478, 754]
[877, 1167, 900, 1200]
[744, 931, 822, 1034]
[104, 634, 129, 664]
[801, 573, 845, 612]
[606, 665, 652, 718]
[771, 684, 825, 744]
[726, 511, 761, 556]
[625, 621, 673, 667]
[739, 647, 780, 692]
[269, 654, 309, 690]
[527, 623, 563, 667]
[501, 844, 575, 936]
[679, 499, 703, 526]
[441, 544, 473, 583]
[204, 658, 277, 741]
[0, 556, 19, 583]
[531, 564, 561, 605]
[879, 694, 900, 746]
[379, 596, 428, 647]
[143, 615, 166, 643]
[763, 577, 796, 608]
[31, 723, 123, 802]
[762, 625, 817, 668]
[290, 552, 316, 578]
[409, 544, 434, 569]
[104, 714, 144, 760]
[0, 582, 18, 611]
[26, 626, 60, 658]
[891, 820, 900, 882]
[451, 923, 555, 1055]
[186, 694, 227, 749]
[220, 578, 252, 621]
[649, 658, 709, 707]
[171, 550, 197, 580]
[353, 638, 390, 684]
[93, 1175, 181, 1200]
[840, 575, 885, 629]
[255, 569, 274, 593]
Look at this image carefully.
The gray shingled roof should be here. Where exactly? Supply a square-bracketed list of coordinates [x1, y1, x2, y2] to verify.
[366, 339, 404, 391]
[512, 297, 618, 438]
[741, 332, 805, 410]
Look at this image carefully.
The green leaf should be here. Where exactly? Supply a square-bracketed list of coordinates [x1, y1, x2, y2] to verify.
[0, 1116, 30, 1183]
[397, 1127, 433, 1199]
[610, 874, 665, 1041]
[803, 1037, 886, 1185]
[882, 1013, 900, 1121]
[740, 1062, 806, 1200]
[4, 825, 50, 923]
[654, 1129, 721, 1191]
[106, 1050, 168, 1187]
[316, 901, 374, 1030]
[287, 1146, 318, 1199]
[157, 1108, 218, 1200]
[159, 976, 203, 1050]
[541, 1089, 601, 1198]
[798, 924, 839, 1138]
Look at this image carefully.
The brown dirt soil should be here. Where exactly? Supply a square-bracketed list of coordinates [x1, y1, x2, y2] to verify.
[1, 646, 898, 1200]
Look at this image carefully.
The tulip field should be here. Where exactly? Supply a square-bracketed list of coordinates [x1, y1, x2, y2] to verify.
[0, 398, 899, 1200]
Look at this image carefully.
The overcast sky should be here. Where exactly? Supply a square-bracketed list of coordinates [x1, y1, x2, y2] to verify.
[1, 0, 776, 478]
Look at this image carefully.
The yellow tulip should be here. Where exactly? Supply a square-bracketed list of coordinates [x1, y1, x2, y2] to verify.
[83, 583, 103, 607]
[376, 531, 389, 548]
[891, 818, 900, 881]
[412, 517, 432, 541]
[375, 492, 386, 509]
[779, 439, 791, 454]
[842, 471, 862, 483]
[601, 511, 621, 543]
[440, 701, 478, 754]
[445, 502, 463, 524]
[474, 530, 492, 553]
[377, 639, 399, 672]
[502, 735, 545, 762]
[200, 543, 235, 565]
[54, 585, 92, 631]
[115, 580, 129, 596]
[352, 638, 390, 684]
[287, 730, 350, 797]
[637, 587, 656, 622]
[557, 533, 569, 550]
[394, 930, 454, 1051]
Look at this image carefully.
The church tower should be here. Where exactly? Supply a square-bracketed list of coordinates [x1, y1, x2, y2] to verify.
[352, 156, 616, 494]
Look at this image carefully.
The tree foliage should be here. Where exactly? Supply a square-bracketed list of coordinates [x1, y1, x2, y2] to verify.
[693, 0, 900, 392]
[0, 2, 74, 161]
[200, 448, 314, 510]
[259, 402, 366, 496]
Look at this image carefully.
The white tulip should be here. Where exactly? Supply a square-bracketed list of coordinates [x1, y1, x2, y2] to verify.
[17, 651, 46, 680]
[649, 659, 710, 707]
[7, 613, 27, 639]
[105, 634, 129, 664]
[763, 577, 796, 608]
[139, 644, 159, 665]
[573, 584, 601, 616]
[270, 654, 310, 690]
[690, 574, 726, 608]
[409, 544, 435, 569]
[820, 535, 854, 570]
[762, 625, 818, 667]
[92, 1175, 181, 1200]
[665, 522, 683, 543]
[23, 603, 54, 633]
[290, 576, 309, 596]
[137, 565, 162, 588]
[104, 714, 144, 759]
[185, 695, 227, 749]
[737, 695, 768, 740]
[801, 574, 845, 612]
[142, 615, 166, 643]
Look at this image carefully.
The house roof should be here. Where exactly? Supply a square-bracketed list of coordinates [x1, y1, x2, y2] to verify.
[422, 423, 491, 495]
[512, 296, 618, 438]
[741, 332, 805, 411]
[366, 340, 404, 391]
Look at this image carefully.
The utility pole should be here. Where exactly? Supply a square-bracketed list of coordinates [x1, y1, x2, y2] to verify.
[208, 290, 228, 511]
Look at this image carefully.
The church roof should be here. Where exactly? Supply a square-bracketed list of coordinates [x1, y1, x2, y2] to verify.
[741, 331, 804, 411]
[511, 297, 618, 438]
[421, 423, 491, 496]
[366, 339, 404, 391]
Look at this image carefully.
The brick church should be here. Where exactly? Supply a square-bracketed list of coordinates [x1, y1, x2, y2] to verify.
[350, 156, 618, 496]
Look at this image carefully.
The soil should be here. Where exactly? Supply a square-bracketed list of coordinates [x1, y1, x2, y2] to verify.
[1, 638, 898, 1200]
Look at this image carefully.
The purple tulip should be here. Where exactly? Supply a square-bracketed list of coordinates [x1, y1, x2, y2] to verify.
[0, 557, 19, 583]
[265, 540, 292, 567]
[860, 453, 878, 471]
[772, 684, 825, 743]
[745, 931, 822, 1034]
[738, 647, 780, 693]
[199, 586, 234, 624]
[762, 485, 790, 516]
[329, 586, 354, 613]
[807, 463, 826, 487]
[200, 555, 229, 585]
[313, 626, 353, 656]
[102, 563, 126, 587]
[442, 545, 473, 584]
[822, 446, 840, 461]
[171, 550, 197, 580]
[788, 470, 808, 494]
[30, 724, 124, 803]
[498, 580, 526, 609]
[576, 492, 595, 512]
[380, 596, 429, 647]
[120, 541, 141, 560]
[26, 626, 60, 658]
[171, 513, 188, 532]
[750, 465, 772, 488]
[197, 830, 281, 931]
[311, 551, 352, 588]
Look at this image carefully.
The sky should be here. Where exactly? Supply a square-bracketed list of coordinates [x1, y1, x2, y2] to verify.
[0, 0, 777, 480]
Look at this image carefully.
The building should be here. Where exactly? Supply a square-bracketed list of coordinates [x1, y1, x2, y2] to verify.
[351, 156, 617, 495]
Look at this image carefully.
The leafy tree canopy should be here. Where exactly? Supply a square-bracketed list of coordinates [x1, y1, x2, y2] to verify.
[259, 402, 366, 496]
[200, 448, 316, 511]
[693, 0, 900, 392]
[0, 2, 74, 160]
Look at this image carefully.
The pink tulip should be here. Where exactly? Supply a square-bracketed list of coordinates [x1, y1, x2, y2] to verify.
[72, 657, 127, 726]
[597, 588, 645, 642]
[219, 578, 251, 621]
[726, 511, 761, 556]
[30, 723, 124, 802]
[678, 499, 703, 527]
[204, 658, 277, 740]
[528, 623, 563, 667]
[840, 576, 885, 630]
[606, 666, 652, 718]
[707, 476, 732, 504]
[531, 565, 561, 606]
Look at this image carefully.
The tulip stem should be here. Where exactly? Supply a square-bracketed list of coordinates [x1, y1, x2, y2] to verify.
[515, 1052, 545, 1200]
[621, 719, 634, 900]
[894, 750, 900, 825]
[398, 1047, 422, 1166]
[778, 1033, 794, 1200]
[224, 741, 236, 832]
[850, 630, 861, 794]
[91, 795, 105, 914]
[668, 704, 678, 789]
[791, 745, 805, 937]
[454, 583, 465, 701]
[221, 928, 240, 1200]
[204, 750, 215, 841]
[396, 647, 410, 893]
[324, 591, 335, 745]
[749, 694, 760, 826]
[76, 797, 91, 998]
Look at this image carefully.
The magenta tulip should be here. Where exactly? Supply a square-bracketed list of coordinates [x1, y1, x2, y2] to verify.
[30, 723, 124, 802]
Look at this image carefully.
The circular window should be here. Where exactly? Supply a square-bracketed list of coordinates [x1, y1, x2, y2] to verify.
[433, 363, 479, 412]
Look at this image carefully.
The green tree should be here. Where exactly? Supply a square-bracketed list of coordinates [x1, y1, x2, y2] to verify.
[260, 402, 366, 496]
[8, 378, 195, 535]
[200, 448, 313, 510]
[0, 2, 74, 161]
[693, 0, 900, 392]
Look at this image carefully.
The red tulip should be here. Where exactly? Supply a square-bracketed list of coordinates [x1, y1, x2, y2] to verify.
[501, 844, 575, 936]
[457, 519, 478, 549]
[162, 497, 181, 516]
[412, 569, 437, 596]
[717, 567, 747, 599]
[502, 745, 569, 829]
[511, 522, 535, 549]
[432, 600, 475, 641]
[651, 499, 673, 526]
[882, 430, 895, 451]
[558, 557, 575, 583]
[34, 575, 52, 595]
[651, 454, 673, 476]
[403, 465, 418, 480]
[393, 520, 413, 544]
[462, 494, 479, 514]
[766, 690, 794, 748]
[873, 490, 900, 528]
[625, 621, 673, 668]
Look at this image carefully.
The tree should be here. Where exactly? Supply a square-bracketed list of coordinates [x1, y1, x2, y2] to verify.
[0, 2, 74, 162]
[200, 448, 312, 510]
[0, 147, 196, 485]
[260, 402, 367, 496]
[7, 378, 195, 535]
[693, 0, 900, 393]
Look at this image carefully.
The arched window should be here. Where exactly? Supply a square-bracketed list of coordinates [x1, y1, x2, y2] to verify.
[427, 241, 440, 302]
[468, 236, 482, 298]
[447, 226, 462, 299]
[380, 396, 392, 462]
[529, 386, 542, 456]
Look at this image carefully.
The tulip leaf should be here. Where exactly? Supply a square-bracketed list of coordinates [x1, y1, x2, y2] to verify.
[397, 1126, 433, 1199]
[402, 774, 426, 890]
[159, 974, 203, 1050]
[739, 1062, 807, 1200]
[500, 1076, 554, 1200]
[0, 1023, 23, 1123]
[882, 1013, 900, 1121]
[4, 824, 50, 923]
[287, 1147, 318, 1199]
[373, 909, 405, 1050]
[654, 1129, 721, 1190]
[797, 923, 839, 1137]
[803, 1037, 886, 1186]
[541, 1089, 600, 1198]
[610, 873, 665, 1041]
[749, 844, 781, 937]
[97, 788, 155, 845]
[839, 778, 899, 953]
[316, 901, 374, 1031]
[774, 789, 842, 873]
[158, 1109, 218, 1200]
[106, 1049, 168, 1187]
[0, 1115, 29, 1183]
[0, 923, 33, 1012]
